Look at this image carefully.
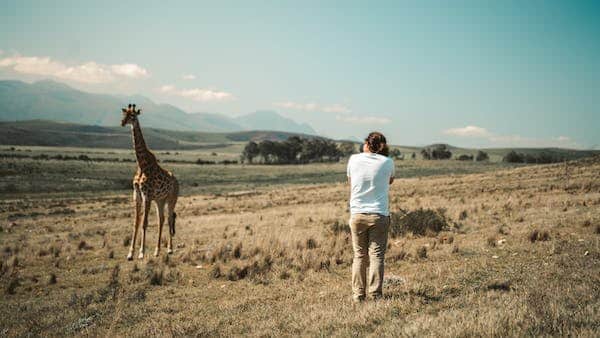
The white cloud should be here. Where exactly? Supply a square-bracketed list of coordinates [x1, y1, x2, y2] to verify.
[159, 84, 234, 102]
[110, 63, 148, 78]
[443, 125, 580, 148]
[159, 84, 176, 93]
[0, 53, 149, 83]
[273, 101, 351, 113]
[336, 114, 391, 125]
[443, 125, 491, 138]
[322, 103, 351, 113]
[182, 74, 196, 80]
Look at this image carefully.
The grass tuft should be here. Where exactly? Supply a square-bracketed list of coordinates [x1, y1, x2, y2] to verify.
[487, 280, 511, 291]
[47, 273, 57, 285]
[529, 229, 550, 243]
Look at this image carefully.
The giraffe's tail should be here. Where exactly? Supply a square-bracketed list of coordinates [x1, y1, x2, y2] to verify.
[169, 211, 177, 236]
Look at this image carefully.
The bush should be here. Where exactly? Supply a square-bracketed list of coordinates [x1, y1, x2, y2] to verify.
[421, 145, 452, 160]
[476, 150, 489, 162]
[529, 229, 550, 242]
[503, 151, 524, 163]
[389, 148, 402, 159]
[457, 154, 473, 161]
[390, 208, 449, 237]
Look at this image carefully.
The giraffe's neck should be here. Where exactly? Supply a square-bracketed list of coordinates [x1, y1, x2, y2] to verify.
[131, 120, 157, 171]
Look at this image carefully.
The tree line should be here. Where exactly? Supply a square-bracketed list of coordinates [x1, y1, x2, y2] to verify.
[502, 150, 565, 164]
[420, 144, 489, 161]
[241, 137, 357, 164]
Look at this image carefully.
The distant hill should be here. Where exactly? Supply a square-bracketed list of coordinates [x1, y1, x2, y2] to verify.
[0, 79, 317, 135]
[0, 120, 321, 150]
[234, 110, 316, 135]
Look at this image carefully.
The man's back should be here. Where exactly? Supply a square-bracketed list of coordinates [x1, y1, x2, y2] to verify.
[347, 152, 395, 216]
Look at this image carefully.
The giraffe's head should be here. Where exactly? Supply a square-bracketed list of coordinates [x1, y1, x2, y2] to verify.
[121, 104, 141, 127]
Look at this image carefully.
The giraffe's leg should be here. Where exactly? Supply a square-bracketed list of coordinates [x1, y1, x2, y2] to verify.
[154, 200, 166, 257]
[167, 198, 177, 254]
[138, 197, 151, 259]
[127, 188, 142, 260]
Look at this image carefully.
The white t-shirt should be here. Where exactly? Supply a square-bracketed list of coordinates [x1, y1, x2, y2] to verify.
[347, 153, 395, 216]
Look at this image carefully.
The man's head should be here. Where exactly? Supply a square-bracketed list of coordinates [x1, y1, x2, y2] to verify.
[364, 131, 389, 156]
[121, 104, 141, 127]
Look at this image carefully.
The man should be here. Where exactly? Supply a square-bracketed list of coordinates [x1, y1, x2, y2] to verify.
[346, 131, 394, 302]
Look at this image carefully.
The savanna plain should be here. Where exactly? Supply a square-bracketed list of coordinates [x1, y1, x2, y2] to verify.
[1, 148, 599, 337]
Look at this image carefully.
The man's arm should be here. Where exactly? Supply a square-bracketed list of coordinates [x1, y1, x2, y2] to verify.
[389, 158, 395, 184]
[346, 156, 352, 184]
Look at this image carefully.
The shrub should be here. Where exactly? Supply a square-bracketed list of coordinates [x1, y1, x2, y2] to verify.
[475, 150, 489, 161]
[147, 266, 164, 285]
[389, 148, 402, 159]
[226, 265, 247, 281]
[210, 264, 222, 279]
[233, 242, 243, 259]
[390, 208, 449, 237]
[529, 229, 550, 242]
[503, 151, 524, 163]
[421, 145, 452, 160]
[457, 154, 473, 161]
[328, 220, 350, 235]
[431, 144, 452, 160]
[78, 241, 92, 250]
[305, 238, 318, 249]
[420, 148, 431, 160]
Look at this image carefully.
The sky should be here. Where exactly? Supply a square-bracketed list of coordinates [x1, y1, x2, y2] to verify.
[1, 0, 599, 148]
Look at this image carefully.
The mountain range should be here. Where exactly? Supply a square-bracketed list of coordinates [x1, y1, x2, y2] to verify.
[0, 79, 317, 135]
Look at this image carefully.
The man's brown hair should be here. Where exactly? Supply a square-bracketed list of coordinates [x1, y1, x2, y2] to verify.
[365, 132, 389, 156]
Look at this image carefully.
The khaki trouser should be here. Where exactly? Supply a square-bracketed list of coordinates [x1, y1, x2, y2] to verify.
[349, 213, 390, 301]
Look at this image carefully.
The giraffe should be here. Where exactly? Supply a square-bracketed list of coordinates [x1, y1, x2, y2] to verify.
[121, 104, 179, 260]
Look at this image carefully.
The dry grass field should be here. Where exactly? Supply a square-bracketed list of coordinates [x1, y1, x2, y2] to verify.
[1, 156, 599, 336]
